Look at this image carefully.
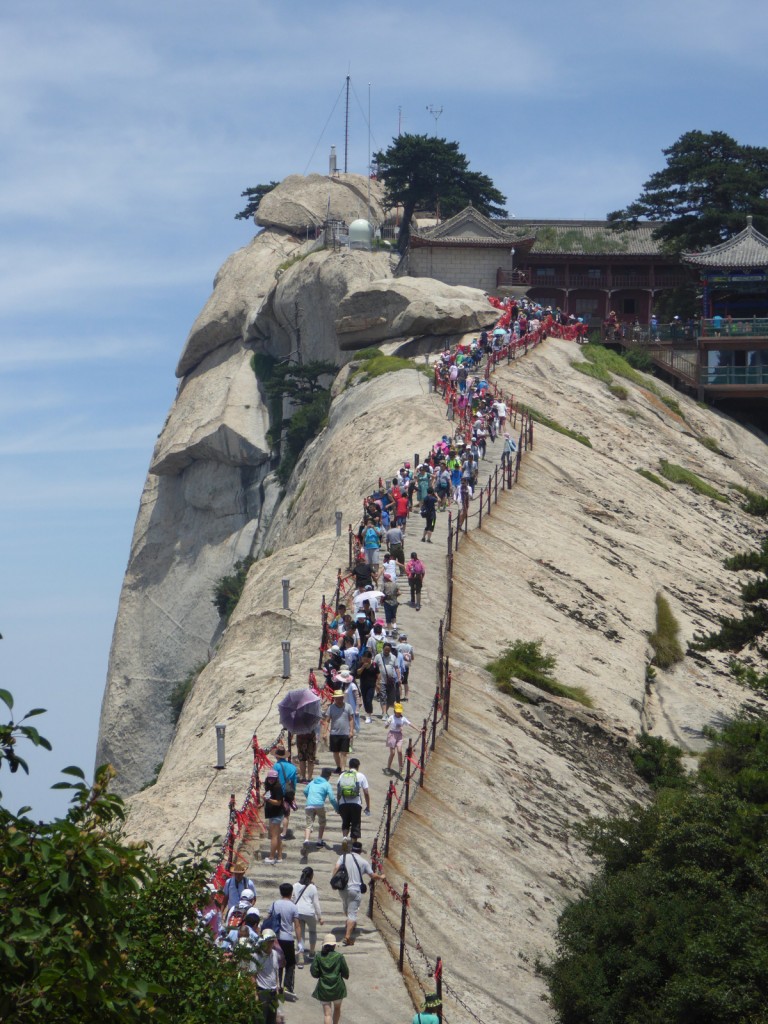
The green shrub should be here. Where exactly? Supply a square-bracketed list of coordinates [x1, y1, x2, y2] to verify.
[518, 404, 592, 448]
[698, 434, 723, 455]
[353, 346, 384, 360]
[649, 592, 684, 669]
[167, 663, 207, 724]
[212, 557, 256, 620]
[486, 639, 593, 707]
[660, 394, 684, 418]
[277, 390, 331, 484]
[350, 354, 430, 382]
[572, 360, 611, 384]
[730, 484, 768, 517]
[636, 468, 670, 490]
[624, 346, 654, 372]
[608, 383, 629, 400]
[729, 658, 768, 694]
[139, 761, 165, 791]
[629, 732, 688, 790]
[658, 459, 728, 502]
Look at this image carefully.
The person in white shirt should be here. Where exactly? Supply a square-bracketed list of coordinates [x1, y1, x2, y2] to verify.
[332, 840, 384, 946]
[292, 866, 324, 964]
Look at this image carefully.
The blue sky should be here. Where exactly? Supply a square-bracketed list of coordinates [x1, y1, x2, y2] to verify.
[3, 0, 767, 818]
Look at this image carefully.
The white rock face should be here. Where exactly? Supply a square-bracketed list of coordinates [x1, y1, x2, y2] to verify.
[335, 276, 498, 347]
[255, 172, 387, 234]
[152, 342, 271, 476]
[248, 247, 394, 362]
[177, 229, 301, 377]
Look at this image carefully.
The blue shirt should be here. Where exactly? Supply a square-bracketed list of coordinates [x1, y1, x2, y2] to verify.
[274, 758, 298, 794]
[304, 776, 338, 811]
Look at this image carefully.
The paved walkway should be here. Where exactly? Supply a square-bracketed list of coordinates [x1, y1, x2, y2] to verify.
[238, 416, 505, 1023]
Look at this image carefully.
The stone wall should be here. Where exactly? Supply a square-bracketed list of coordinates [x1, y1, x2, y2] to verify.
[409, 245, 508, 292]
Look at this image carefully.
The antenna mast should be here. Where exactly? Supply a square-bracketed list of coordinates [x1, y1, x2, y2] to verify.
[344, 75, 350, 173]
[426, 104, 443, 134]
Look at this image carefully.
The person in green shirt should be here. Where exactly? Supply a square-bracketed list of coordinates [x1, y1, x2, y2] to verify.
[310, 933, 349, 1024]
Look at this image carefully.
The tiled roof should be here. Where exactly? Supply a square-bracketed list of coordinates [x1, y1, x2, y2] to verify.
[682, 218, 768, 267]
[501, 220, 666, 256]
[411, 207, 671, 256]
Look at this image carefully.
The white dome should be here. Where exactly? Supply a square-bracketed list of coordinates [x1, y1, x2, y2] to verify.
[348, 218, 372, 249]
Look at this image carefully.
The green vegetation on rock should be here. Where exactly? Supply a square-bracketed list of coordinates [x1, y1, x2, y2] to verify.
[212, 557, 255, 620]
[629, 732, 687, 790]
[730, 483, 768, 517]
[648, 592, 684, 669]
[658, 459, 728, 502]
[539, 714, 768, 1024]
[636, 468, 670, 490]
[168, 662, 207, 724]
[487, 639, 593, 707]
[693, 537, 768, 659]
[518, 403, 592, 448]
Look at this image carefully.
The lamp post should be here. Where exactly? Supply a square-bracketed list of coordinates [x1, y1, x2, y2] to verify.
[215, 724, 226, 769]
[335, 511, 343, 537]
[281, 640, 291, 678]
[281, 578, 290, 610]
[510, 247, 516, 281]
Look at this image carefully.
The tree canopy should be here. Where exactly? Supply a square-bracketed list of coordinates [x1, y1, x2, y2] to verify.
[607, 130, 768, 253]
[0, 691, 261, 1024]
[374, 134, 507, 252]
[234, 180, 279, 221]
[539, 717, 768, 1024]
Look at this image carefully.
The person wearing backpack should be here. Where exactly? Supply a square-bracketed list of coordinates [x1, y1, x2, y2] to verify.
[405, 552, 425, 610]
[332, 840, 384, 946]
[336, 757, 370, 844]
[273, 747, 298, 841]
[222, 861, 257, 911]
[361, 518, 383, 579]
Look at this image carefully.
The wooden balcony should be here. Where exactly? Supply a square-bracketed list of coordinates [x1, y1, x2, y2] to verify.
[496, 268, 531, 287]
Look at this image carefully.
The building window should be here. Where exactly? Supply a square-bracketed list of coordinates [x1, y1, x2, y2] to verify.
[622, 298, 636, 315]
[535, 267, 556, 278]
[587, 267, 603, 279]
[574, 298, 600, 316]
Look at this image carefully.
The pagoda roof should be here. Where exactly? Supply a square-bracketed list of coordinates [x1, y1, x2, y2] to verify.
[410, 207, 675, 257]
[681, 217, 768, 268]
[410, 205, 532, 249]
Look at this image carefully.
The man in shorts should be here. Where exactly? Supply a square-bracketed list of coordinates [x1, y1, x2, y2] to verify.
[332, 839, 384, 946]
[325, 690, 354, 773]
[303, 766, 338, 849]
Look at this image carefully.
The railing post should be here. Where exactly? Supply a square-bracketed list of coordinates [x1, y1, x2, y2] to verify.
[398, 883, 409, 973]
[367, 837, 378, 919]
[348, 524, 353, 569]
[403, 739, 413, 811]
[487, 475, 492, 515]
[420, 720, 427, 789]
[494, 465, 499, 504]
[431, 687, 439, 752]
[444, 670, 451, 731]
[225, 793, 236, 871]
[435, 956, 443, 1021]
[478, 489, 483, 529]
[384, 782, 394, 857]
[446, 511, 453, 556]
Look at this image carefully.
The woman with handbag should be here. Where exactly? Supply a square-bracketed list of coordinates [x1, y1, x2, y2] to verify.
[262, 769, 285, 865]
[292, 866, 323, 965]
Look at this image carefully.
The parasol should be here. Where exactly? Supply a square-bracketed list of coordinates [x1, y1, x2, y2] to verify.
[277, 689, 322, 735]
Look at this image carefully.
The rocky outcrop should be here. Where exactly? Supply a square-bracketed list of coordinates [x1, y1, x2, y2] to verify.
[248, 247, 394, 362]
[177, 229, 301, 378]
[255, 173, 387, 234]
[335, 277, 498, 347]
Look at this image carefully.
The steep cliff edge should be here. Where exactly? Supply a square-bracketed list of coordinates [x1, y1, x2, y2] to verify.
[97, 172, 495, 795]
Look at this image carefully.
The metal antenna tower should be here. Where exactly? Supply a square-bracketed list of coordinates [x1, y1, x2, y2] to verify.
[426, 104, 443, 134]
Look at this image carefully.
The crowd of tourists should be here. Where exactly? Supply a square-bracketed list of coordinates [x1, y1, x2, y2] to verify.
[193, 326, 520, 1024]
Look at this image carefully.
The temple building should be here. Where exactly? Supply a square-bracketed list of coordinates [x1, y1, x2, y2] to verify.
[407, 206, 691, 325]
